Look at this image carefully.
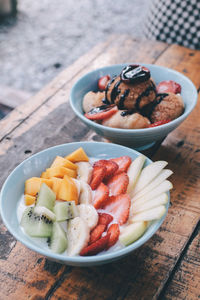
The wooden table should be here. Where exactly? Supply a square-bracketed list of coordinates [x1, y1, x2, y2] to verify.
[0, 35, 199, 300]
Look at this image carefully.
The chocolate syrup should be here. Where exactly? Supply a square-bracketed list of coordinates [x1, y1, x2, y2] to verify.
[121, 109, 136, 117]
[135, 82, 156, 110]
[118, 89, 130, 109]
[121, 65, 150, 84]
[111, 80, 121, 103]
[105, 75, 117, 103]
[87, 104, 114, 115]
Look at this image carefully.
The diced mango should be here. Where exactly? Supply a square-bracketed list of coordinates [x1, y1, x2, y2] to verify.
[58, 176, 78, 204]
[65, 147, 89, 162]
[24, 194, 36, 206]
[51, 177, 62, 199]
[50, 156, 77, 170]
[41, 171, 48, 179]
[25, 177, 53, 196]
[45, 167, 77, 179]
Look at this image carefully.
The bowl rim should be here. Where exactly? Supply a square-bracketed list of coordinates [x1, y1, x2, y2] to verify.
[70, 63, 198, 134]
[0, 141, 169, 265]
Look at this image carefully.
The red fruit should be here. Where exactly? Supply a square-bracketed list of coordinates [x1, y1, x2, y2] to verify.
[80, 234, 110, 256]
[84, 105, 118, 120]
[89, 224, 106, 244]
[148, 120, 171, 127]
[98, 75, 111, 91]
[94, 159, 119, 179]
[111, 156, 132, 174]
[103, 194, 131, 225]
[107, 223, 120, 249]
[93, 182, 109, 209]
[156, 80, 181, 94]
[107, 172, 129, 196]
[90, 165, 106, 190]
[98, 213, 113, 228]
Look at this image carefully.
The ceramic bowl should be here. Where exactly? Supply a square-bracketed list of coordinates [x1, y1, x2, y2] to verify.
[70, 64, 197, 150]
[0, 142, 169, 267]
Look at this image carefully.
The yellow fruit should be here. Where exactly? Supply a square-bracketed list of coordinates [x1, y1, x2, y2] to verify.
[41, 171, 48, 179]
[51, 177, 62, 199]
[24, 194, 36, 205]
[24, 177, 53, 196]
[65, 147, 89, 162]
[50, 156, 77, 170]
[58, 176, 78, 204]
[45, 167, 77, 179]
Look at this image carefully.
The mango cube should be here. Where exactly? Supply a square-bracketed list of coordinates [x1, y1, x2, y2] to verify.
[25, 177, 53, 196]
[50, 156, 77, 170]
[65, 147, 89, 162]
[24, 194, 36, 206]
[51, 177, 62, 199]
[45, 167, 77, 179]
[58, 176, 78, 204]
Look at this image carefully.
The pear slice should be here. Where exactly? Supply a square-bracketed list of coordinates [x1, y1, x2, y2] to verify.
[132, 193, 168, 214]
[132, 180, 172, 209]
[132, 169, 173, 201]
[132, 161, 168, 197]
[119, 221, 147, 246]
[127, 154, 146, 196]
[130, 205, 166, 222]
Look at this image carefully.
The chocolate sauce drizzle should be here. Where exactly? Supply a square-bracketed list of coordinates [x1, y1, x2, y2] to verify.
[118, 89, 130, 109]
[135, 81, 156, 111]
[111, 80, 121, 103]
[87, 104, 113, 115]
[105, 75, 117, 103]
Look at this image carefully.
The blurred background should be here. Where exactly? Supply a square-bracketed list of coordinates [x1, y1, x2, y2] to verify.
[0, 0, 148, 119]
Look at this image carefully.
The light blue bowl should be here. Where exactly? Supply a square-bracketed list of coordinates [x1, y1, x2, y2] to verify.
[70, 64, 197, 150]
[0, 142, 169, 267]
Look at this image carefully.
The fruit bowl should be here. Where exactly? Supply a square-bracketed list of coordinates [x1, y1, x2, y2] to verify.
[0, 142, 169, 267]
[70, 64, 197, 150]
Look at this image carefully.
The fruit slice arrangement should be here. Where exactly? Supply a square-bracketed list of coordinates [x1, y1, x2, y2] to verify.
[20, 147, 173, 256]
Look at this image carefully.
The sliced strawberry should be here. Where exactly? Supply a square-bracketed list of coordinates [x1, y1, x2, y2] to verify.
[98, 213, 113, 228]
[84, 105, 118, 120]
[98, 75, 111, 91]
[90, 165, 106, 190]
[80, 234, 110, 256]
[93, 182, 109, 209]
[106, 172, 129, 196]
[111, 156, 132, 174]
[156, 80, 181, 94]
[94, 159, 118, 179]
[148, 120, 171, 127]
[103, 194, 131, 225]
[107, 223, 120, 249]
[89, 224, 106, 244]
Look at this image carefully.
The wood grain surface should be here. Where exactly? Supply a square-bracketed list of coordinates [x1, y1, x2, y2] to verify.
[0, 35, 199, 300]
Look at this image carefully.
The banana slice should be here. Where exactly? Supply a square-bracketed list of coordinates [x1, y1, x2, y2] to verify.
[77, 204, 98, 230]
[76, 162, 93, 183]
[79, 180, 93, 205]
[72, 178, 81, 197]
[67, 217, 90, 256]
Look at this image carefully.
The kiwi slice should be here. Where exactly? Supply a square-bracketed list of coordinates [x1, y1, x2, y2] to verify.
[34, 206, 56, 221]
[36, 183, 56, 211]
[50, 222, 68, 253]
[54, 201, 78, 222]
[21, 207, 53, 237]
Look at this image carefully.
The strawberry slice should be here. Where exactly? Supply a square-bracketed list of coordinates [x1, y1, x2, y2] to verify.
[84, 105, 118, 120]
[103, 194, 131, 225]
[106, 172, 129, 196]
[98, 75, 111, 91]
[94, 159, 118, 179]
[156, 80, 181, 94]
[98, 213, 113, 228]
[107, 223, 120, 249]
[148, 120, 171, 127]
[80, 234, 110, 256]
[90, 165, 106, 190]
[93, 182, 109, 209]
[111, 156, 132, 174]
[89, 224, 106, 244]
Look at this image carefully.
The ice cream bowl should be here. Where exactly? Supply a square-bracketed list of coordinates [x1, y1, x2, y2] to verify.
[70, 64, 197, 150]
[0, 141, 169, 267]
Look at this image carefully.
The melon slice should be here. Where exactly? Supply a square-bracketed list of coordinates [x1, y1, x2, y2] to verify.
[65, 147, 89, 162]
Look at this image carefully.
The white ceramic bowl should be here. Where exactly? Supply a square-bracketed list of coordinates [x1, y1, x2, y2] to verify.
[70, 64, 197, 150]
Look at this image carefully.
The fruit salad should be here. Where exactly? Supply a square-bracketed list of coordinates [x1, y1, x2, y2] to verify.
[18, 147, 173, 256]
[83, 65, 184, 129]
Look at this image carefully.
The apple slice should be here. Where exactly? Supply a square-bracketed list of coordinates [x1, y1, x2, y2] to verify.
[132, 169, 173, 201]
[127, 154, 146, 195]
[119, 221, 147, 246]
[132, 180, 173, 207]
[130, 205, 166, 222]
[132, 193, 168, 214]
[131, 161, 168, 197]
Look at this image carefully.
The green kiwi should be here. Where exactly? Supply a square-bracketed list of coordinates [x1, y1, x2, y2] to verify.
[36, 183, 56, 211]
[21, 207, 53, 237]
[50, 222, 68, 253]
[53, 201, 78, 222]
